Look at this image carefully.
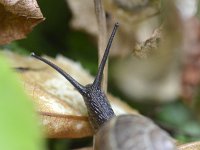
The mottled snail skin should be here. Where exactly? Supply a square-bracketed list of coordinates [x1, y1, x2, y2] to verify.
[31, 23, 176, 150]
[82, 84, 115, 131]
[95, 115, 176, 150]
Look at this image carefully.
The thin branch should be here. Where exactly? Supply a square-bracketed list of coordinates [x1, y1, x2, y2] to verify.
[93, 0, 108, 92]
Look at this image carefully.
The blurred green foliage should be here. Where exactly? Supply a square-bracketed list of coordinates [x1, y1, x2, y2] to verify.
[0, 54, 45, 150]
[156, 101, 200, 142]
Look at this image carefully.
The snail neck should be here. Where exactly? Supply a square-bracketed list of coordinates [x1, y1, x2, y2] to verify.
[82, 85, 115, 132]
[83, 23, 119, 131]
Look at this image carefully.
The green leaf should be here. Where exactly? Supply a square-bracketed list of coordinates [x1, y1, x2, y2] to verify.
[0, 54, 45, 150]
[182, 121, 200, 137]
[157, 102, 191, 126]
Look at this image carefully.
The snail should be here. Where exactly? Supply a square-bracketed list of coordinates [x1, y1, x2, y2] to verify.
[31, 23, 176, 150]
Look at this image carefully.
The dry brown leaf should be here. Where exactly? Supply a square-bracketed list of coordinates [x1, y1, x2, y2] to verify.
[0, 0, 44, 45]
[66, 0, 97, 35]
[112, 0, 183, 102]
[66, 0, 160, 57]
[2, 51, 138, 138]
[103, 0, 160, 26]
[177, 141, 200, 150]
[133, 26, 162, 58]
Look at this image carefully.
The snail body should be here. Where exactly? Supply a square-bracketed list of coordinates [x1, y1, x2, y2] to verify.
[32, 23, 176, 150]
[95, 114, 175, 150]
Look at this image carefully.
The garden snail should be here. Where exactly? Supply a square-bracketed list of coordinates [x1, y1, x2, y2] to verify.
[31, 23, 176, 150]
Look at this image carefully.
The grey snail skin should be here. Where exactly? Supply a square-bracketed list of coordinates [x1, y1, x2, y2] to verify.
[31, 23, 176, 150]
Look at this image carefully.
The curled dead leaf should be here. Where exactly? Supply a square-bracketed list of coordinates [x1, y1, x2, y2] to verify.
[66, 0, 97, 35]
[133, 26, 162, 58]
[0, 0, 44, 45]
[66, 0, 160, 57]
[103, 0, 160, 25]
[2, 51, 138, 138]
[112, 0, 183, 102]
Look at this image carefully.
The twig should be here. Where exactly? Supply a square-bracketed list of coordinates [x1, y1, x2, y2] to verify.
[93, 0, 108, 92]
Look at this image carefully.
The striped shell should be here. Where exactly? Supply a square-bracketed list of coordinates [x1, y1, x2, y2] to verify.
[95, 114, 176, 150]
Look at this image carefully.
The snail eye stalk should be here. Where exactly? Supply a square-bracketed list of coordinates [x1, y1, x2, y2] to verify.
[31, 53, 86, 95]
[92, 22, 119, 88]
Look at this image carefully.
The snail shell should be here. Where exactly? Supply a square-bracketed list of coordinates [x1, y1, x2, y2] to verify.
[95, 114, 176, 150]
